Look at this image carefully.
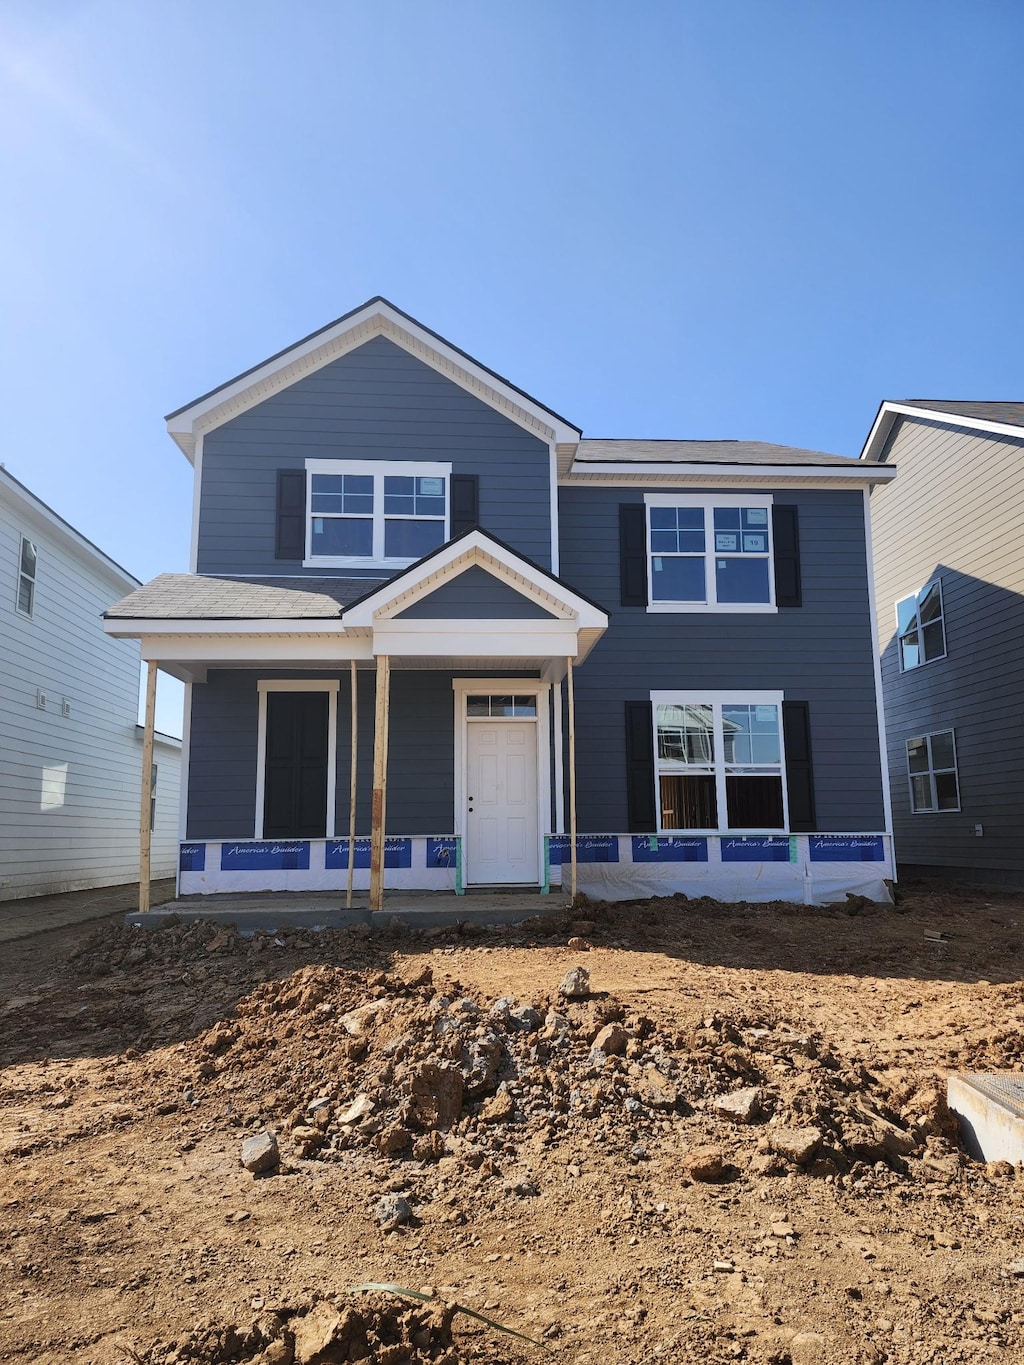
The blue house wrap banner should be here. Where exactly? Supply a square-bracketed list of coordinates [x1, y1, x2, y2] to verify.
[720, 836, 791, 863]
[179, 843, 206, 873]
[426, 838, 457, 868]
[326, 838, 413, 869]
[548, 835, 619, 865]
[809, 835, 886, 862]
[631, 836, 709, 863]
[220, 841, 310, 871]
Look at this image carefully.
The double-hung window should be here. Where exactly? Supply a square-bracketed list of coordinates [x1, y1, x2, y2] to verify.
[652, 692, 787, 832]
[305, 459, 450, 568]
[907, 730, 960, 812]
[645, 494, 775, 611]
[896, 580, 945, 671]
[16, 536, 37, 617]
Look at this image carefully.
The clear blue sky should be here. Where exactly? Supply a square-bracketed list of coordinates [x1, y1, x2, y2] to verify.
[2, 1, 1022, 735]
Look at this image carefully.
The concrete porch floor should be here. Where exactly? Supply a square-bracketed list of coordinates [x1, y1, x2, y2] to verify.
[125, 888, 570, 932]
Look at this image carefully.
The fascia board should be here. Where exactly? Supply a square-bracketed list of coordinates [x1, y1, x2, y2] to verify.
[137, 635, 373, 663]
[859, 401, 1024, 462]
[103, 617, 350, 638]
[564, 461, 896, 484]
[166, 302, 580, 462]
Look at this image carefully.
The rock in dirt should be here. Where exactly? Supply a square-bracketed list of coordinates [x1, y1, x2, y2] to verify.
[713, 1086, 763, 1124]
[593, 1022, 629, 1056]
[479, 1089, 515, 1123]
[374, 1193, 412, 1228]
[409, 1062, 464, 1129]
[558, 966, 591, 998]
[293, 1302, 343, 1363]
[339, 998, 392, 1036]
[336, 1093, 375, 1126]
[770, 1126, 823, 1165]
[684, 1146, 725, 1182]
[241, 1131, 280, 1174]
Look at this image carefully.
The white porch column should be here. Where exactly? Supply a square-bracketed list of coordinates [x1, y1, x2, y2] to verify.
[566, 656, 577, 901]
[369, 655, 391, 913]
[138, 660, 158, 913]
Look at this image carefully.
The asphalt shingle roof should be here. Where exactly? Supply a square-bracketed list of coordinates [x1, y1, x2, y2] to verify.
[105, 574, 387, 620]
[895, 400, 1024, 429]
[573, 439, 874, 467]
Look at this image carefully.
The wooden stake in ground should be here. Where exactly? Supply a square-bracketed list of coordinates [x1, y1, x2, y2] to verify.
[368, 655, 391, 913]
[346, 659, 358, 910]
[566, 655, 577, 902]
[138, 659, 158, 914]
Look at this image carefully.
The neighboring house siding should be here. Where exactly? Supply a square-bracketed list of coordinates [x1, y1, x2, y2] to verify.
[196, 336, 553, 576]
[870, 415, 1024, 877]
[558, 485, 885, 834]
[0, 495, 180, 900]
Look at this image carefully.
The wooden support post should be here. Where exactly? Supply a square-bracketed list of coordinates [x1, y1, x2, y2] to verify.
[368, 655, 390, 914]
[139, 660, 158, 914]
[566, 656, 577, 903]
[346, 660, 358, 910]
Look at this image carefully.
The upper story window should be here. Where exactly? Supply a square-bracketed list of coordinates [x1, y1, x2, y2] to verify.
[896, 580, 945, 671]
[16, 536, 37, 617]
[305, 459, 450, 568]
[645, 494, 775, 612]
[652, 692, 786, 832]
[907, 729, 960, 813]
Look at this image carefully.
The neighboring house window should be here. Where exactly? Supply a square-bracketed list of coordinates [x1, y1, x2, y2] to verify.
[896, 580, 945, 670]
[16, 536, 37, 617]
[907, 730, 960, 813]
[645, 494, 774, 611]
[652, 693, 786, 831]
[305, 459, 450, 567]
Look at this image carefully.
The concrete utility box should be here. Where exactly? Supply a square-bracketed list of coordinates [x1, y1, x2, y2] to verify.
[947, 1073, 1024, 1164]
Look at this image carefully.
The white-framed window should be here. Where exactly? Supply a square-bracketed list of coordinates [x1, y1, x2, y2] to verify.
[651, 691, 787, 832]
[16, 536, 37, 617]
[907, 729, 960, 813]
[304, 458, 451, 569]
[644, 493, 775, 612]
[896, 580, 946, 671]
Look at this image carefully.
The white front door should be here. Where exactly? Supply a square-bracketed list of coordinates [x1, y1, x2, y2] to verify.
[466, 719, 539, 884]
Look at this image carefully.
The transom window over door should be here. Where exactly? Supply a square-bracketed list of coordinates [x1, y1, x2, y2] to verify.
[645, 494, 775, 611]
[652, 693, 786, 832]
[305, 459, 450, 568]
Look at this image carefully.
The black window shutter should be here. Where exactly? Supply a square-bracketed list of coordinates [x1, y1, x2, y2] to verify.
[773, 505, 802, 607]
[625, 701, 657, 832]
[449, 474, 479, 538]
[275, 470, 306, 560]
[619, 504, 648, 607]
[782, 700, 816, 832]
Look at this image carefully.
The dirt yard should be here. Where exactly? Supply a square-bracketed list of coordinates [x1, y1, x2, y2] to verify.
[1, 878, 1022, 1365]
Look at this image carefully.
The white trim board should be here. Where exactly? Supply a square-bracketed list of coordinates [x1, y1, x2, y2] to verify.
[254, 680, 339, 840]
[860, 401, 1024, 464]
[565, 462, 896, 486]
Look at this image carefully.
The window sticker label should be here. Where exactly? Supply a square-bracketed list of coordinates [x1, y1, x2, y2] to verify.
[716, 533, 738, 551]
[220, 842, 310, 870]
[631, 836, 708, 863]
[326, 838, 413, 869]
[743, 533, 767, 552]
[744, 507, 768, 525]
[179, 843, 206, 872]
[720, 836, 791, 862]
[755, 705, 777, 723]
[419, 477, 444, 496]
[548, 835, 620, 865]
[808, 836, 886, 862]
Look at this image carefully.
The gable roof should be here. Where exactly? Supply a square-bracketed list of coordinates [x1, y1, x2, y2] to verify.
[860, 400, 1024, 463]
[166, 297, 581, 461]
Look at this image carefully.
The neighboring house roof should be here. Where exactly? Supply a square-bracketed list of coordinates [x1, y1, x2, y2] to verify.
[165, 297, 582, 461]
[860, 400, 1024, 463]
[0, 465, 139, 591]
[105, 573, 380, 620]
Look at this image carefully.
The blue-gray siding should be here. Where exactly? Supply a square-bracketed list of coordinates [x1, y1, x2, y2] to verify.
[557, 485, 886, 834]
[196, 336, 553, 576]
[395, 566, 556, 619]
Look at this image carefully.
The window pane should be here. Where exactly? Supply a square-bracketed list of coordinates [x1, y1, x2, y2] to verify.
[651, 555, 706, 602]
[741, 507, 769, 528]
[17, 576, 33, 615]
[921, 621, 945, 661]
[713, 508, 740, 531]
[919, 582, 942, 622]
[715, 557, 771, 603]
[907, 738, 930, 773]
[910, 774, 933, 811]
[466, 696, 490, 716]
[660, 774, 717, 829]
[929, 731, 955, 770]
[714, 531, 740, 552]
[383, 476, 414, 497]
[900, 632, 920, 670]
[385, 476, 445, 516]
[650, 529, 679, 552]
[649, 507, 677, 531]
[384, 518, 445, 559]
[741, 532, 768, 553]
[20, 539, 37, 577]
[490, 695, 515, 716]
[896, 596, 919, 635]
[934, 772, 960, 810]
[383, 492, 415, 515]
[657, 704, 714, 764]
[726, 776, 784, 828]
[512, 696, 537, 716]
[311, 517, 373, 557]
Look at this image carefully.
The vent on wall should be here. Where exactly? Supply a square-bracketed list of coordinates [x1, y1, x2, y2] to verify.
[36, 690, 47, 710]
[61, 698, 71, 718]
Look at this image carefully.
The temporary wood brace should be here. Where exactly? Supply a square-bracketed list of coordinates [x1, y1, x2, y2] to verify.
[369, 654, 391, 912]
[346, 659, 357, 909]
[566, 656, 577, 901]
[139, 660, 157, 913]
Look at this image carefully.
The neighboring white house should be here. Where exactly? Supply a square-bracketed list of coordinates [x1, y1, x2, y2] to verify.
[0, 466, 180, 900]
